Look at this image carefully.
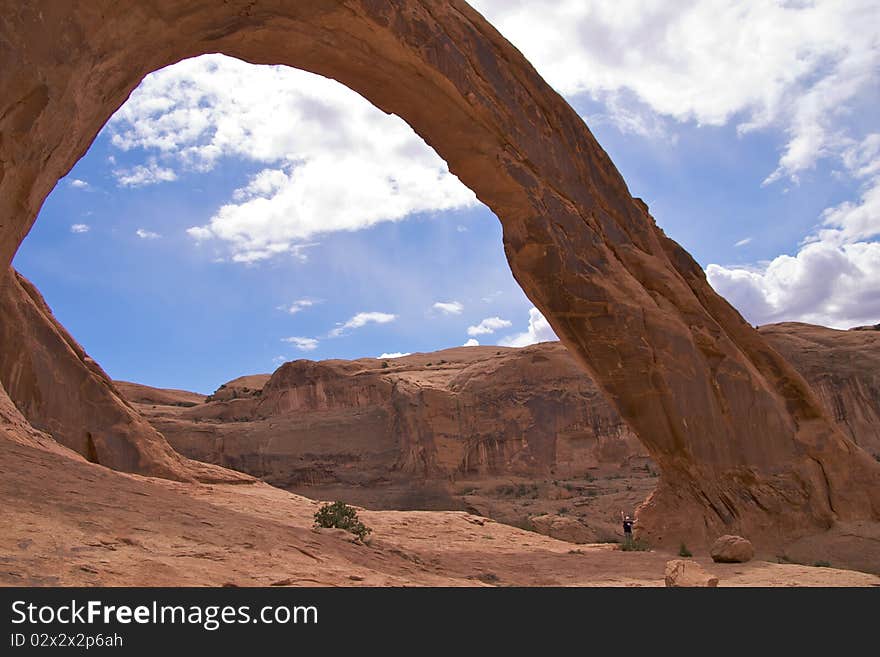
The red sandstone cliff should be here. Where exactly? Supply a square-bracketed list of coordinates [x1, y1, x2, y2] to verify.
[121, 323, 880, 497]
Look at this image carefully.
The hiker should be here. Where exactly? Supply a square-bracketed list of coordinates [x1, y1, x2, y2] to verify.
[620, 511, 634, 546]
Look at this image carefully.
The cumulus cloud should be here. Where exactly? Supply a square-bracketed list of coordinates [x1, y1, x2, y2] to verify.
[467, 317, 512, 336]
[70, 224, 90, 234]
[68, 179, 90, 190]
[433, 301, 464, 315]
[462, 338, 480, 347]
[707, 241, 880, 329]
[108, 55, 477, 262]
[707, 132, 880, 328]
[114, 158, 177, 187]
[329, 311, 397, 337]
[472, 0, 880, 183]
[135, 228, 161, 239]
[280, 299, 316, 315]
[499, 307, 559, 347]
[282, 336, 319, 351]
[378, 352, 410, 359]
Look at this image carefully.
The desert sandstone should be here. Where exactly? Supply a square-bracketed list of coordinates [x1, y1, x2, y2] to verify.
[1, 0, 879, 583]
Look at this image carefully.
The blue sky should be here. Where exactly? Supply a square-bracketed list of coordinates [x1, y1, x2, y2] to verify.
[13, 0, 880, 393]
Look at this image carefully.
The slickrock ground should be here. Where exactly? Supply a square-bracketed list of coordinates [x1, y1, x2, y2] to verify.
[2, 433, 876, 587]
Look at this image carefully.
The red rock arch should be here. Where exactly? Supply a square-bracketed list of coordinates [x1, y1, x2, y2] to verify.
[1, 0, 878, 545]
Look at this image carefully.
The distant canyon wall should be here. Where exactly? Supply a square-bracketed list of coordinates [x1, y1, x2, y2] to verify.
[121, 323, 880, 492]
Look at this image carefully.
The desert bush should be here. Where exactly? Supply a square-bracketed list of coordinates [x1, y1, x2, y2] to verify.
[678, 543, 692, 557]
[314, 501, 372, 540]
[813, 560, 831, 568]
[620, 539, 650, 552]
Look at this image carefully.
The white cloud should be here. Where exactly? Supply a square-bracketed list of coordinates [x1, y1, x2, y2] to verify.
[329, 311, 397, 337]
[707, 132, 880, 328]
[135, 228, 161, 239]
[109, 55, 477, 263]
[734, 237, 752, 248]
[433, 301, 464, 315]
[707, 241, 880, 329]
[472, 0, 880, 183]
[378, 352, 410, 359]
[467, 316, 512, 336]
[282, 336, 319, 351]
[280, 299, 316, 315]
[272, 355, 287, 366]
[499, 307, 559, 347]
[462, 338, 480, 347]
[69, 179, 90, 190]
[70, 224, 90, 234]
[114, 157, 177, 187]
[812, 171, 880, 246]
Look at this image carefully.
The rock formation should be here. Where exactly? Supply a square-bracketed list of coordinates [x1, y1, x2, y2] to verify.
[0, 268, 246, 482]
[134, 344, 644, 486]
[758, 323, 880, 457]
[123, 324, 880, 493]
[2, 0, 878, 545]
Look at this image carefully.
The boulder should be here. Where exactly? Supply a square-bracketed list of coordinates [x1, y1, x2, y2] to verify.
[711, 535, 755, 563]
[664, 560, 719, 588]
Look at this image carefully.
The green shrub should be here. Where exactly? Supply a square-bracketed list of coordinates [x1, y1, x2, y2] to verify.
[381, 361, 389, 369]
[620, 539, 651, 552]
[678, 543, 692, 557]
[314, 501, 372, 540]
[813, 560, 831, 568]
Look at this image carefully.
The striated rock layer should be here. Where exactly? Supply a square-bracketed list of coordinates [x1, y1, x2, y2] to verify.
[122, 323, 879, 529]
[759, 323, 880, 457]
[2, 0, 879, 545]
[124, 344, 647, 488]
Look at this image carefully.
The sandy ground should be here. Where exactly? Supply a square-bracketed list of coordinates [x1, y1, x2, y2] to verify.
[1, 436, 877, 588]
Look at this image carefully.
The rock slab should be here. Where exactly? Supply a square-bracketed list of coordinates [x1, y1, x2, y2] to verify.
[665, 560, 719, 588]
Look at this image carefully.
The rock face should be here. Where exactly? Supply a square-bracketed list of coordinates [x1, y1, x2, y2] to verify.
[664, 560, 719, 588]
[2, 0, 879, 544]
[759, 323, 880, 457]
[710, 535, 755, 563]
[124, 323, 879, 503]
[133, 344, 646, 487]
[0, 268, 247, 482]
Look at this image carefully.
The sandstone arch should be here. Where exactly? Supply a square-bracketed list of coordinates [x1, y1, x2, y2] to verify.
[1, 0, 878, 546]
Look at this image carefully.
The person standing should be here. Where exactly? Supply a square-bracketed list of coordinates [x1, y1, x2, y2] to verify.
[620, 511, 634, 547]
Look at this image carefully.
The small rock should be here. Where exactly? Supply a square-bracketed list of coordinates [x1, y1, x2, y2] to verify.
[710, 535, 754, 563]
[664, 560, 719, 587]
